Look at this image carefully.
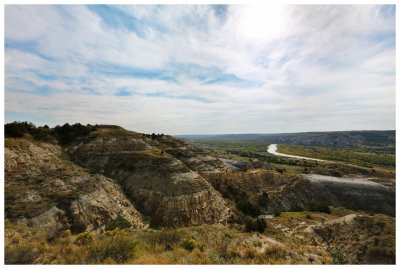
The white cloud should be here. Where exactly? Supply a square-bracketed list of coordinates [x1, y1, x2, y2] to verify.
[4, 4, 396, 134]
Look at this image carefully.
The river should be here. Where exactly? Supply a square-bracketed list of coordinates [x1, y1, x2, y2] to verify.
[267, 144, 326, 162]
[267, 144, 389, 188]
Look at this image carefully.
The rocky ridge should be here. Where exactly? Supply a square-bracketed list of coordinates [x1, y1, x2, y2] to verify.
[5, 137, 145, 236]
[5, 125, 395, 233]
[4, 123, 396, 265]
[67, 127, 231, 227]
[202, 168, 395, 216]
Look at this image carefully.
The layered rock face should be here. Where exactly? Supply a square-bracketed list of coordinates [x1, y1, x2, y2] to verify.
[5, 137, 145, 236]
[7, 124, 392, 234]
[68, 127, 230, 227]
[304, 175, 395, 216]
[202, 169, 395, 216]
[202, 169, 327, 211]
[164, 146, 228, 173]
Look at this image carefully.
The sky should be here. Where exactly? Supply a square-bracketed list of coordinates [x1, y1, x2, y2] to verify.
[4, 4, 396, 135]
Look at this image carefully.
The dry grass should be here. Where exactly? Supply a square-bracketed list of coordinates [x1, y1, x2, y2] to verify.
[330, 207, 357, 217]
[86, 127, 141, 139]
[6, 209, 393, 265]
[6, 221, 305, 265]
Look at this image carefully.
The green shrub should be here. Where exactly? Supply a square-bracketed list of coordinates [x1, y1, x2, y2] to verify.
[215, 237, 229, 258]
[209, 251, 224, 264]
[74, 232, 95, 245]
[330, 248, 348, 264]
[255, 218, 267, 233]
[307, 202, 331, 214]
[236, 199, 260, 217]
[273, 209, 281, 217]
[265, 245, 287, 259]
[144, 229, 182, 247]
[245, 217, 266, 233]
[5, 121, 34, 138]
[289, 204, 303, 212]
[244, 216, 255, 232]
[223, 184, 248, 201]
[182, 238, 196, 250]
[89, 235, 138, 263]
[69, 216, 86, 235]
[258, 192, 269, 207]
[182, 237, 204, 251]
[5, 245, 39, 264]
[5, 121, 52, 141]
[105, 215, 132, 231]
[54, 123, 96, 145]
[4, 121, 96, 143]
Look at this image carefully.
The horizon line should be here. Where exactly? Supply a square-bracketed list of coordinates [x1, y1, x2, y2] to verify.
[172, 129, 396, 136]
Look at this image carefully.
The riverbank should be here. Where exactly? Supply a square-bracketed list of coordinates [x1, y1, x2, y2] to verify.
[267, 144, 326, 162]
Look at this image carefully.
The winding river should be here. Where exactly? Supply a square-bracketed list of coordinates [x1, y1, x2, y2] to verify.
[267, 144, 390, 189]
[267, 144, 326, 162]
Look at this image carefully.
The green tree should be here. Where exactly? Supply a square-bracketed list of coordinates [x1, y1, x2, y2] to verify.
[105, 215, 132, 231]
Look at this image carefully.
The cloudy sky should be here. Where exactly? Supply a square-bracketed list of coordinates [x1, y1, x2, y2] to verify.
[4, 4, 396, 134]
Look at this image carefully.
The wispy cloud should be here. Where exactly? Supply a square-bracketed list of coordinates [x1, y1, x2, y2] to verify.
[4, 4, 395, 134]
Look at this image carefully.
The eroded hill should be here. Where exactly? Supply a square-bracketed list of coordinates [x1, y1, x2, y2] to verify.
[67, 126, 230, 227]
[4, 123, 396, 264]
[5, 137, 145, 237]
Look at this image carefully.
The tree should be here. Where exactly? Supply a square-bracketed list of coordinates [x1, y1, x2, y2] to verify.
[258, 192, 268, 207]
[105, 215, 132, 231]
[255, 218, 267, 233]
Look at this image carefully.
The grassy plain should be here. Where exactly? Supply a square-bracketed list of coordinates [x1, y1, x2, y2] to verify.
[189, 138, 395, 175]
[277, 144, 395, 170]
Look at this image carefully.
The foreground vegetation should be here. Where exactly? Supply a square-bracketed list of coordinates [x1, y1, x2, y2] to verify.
[3, 220, 320, 264]
[5, 205, 395, 265]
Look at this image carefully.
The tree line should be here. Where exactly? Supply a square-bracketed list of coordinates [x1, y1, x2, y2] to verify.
[5, 121, 97, 145]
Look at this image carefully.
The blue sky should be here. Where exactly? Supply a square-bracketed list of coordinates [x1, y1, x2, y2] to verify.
[4, 4, 396, 134]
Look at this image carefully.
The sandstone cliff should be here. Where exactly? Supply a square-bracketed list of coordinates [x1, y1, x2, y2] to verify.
[67, 127, 230, 227]
[201, 169, 395, 216]
[5, 137, 145, 236]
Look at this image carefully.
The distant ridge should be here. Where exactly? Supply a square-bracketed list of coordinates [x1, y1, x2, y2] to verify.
[177, 130, 395, 147]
